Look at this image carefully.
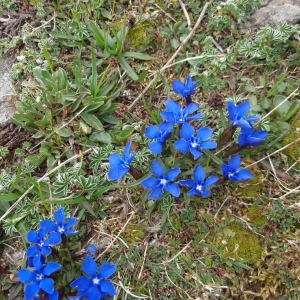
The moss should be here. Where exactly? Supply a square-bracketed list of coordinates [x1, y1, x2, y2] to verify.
[123, 223, 147, 243]
[247, 205, 268, 226]
[235, 167, 265, 200]
[128, 23, 152, 48]
[211, 222, 262, 264]
[282, 112, 300, 160]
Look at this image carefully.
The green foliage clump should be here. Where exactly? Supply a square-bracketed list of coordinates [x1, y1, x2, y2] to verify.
[282, 112, 300, 160]
[128, 23, 152, 49]
[212, 222, 262, 264]
[246, 205, 267, 226]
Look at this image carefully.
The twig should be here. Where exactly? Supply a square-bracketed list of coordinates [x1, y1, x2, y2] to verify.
[138, 241, 149, 280]
[214, 196, 230, 219]
[178, 0, 191, 29]
[246, 137, 300, 168]
[259, 87, 299, 124]
[162, 240, 192, 265]
[154, 3, 177, 23]
[128, 1, 212, 111]
[96, 212, 135, 260]
[0, 149, 91, 222]
[29, 16, 55, 36]
[278, 186, 300, 200]
[117, 281, 149, 299]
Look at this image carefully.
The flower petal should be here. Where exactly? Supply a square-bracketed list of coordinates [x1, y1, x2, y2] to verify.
[151, 160, 165, 177]
[148, 187, 163, 200]
[228, 155, 241, 170]
[108, 153, 123, 167]
[27, 230, 39, 243]
[70, 276, 90, 291]
[184, 102, 199, 115]
[54, 207, 66, 224]
[179, 179, 195, 188]
[26, 245, 39, 257]
[235, 118, 252, 128]
[160, 112, 175, 123]
[141, 177, 158, 189]
[194, 165, 206, 183]
[166, 168, 181, 181]
[124, 141, 132, 158]
[40, 220, 56, 233]
[100, 280, 117, 295]
[45, 231, 62, 247]
[83, 256, 98, 277]
[196, 127, 213, 140]
[165, 183, 180, 197]
[149, 141, 163, 154]
[226, 101, 236, 121]
[235, 169, 253, 181]
[40, 278, 55, 294]
[172, 80, 185, 96]
[203, 176, 218, 188]
[64, 217, 78, 229]
[236, 101, 250, 119]
[108, 166, 128, 181]
[165, 99, 180, 114]
[43, 262, 61, 276]
[25, 282, 40, 299]
[199, 140, 217, 149]
[86, 286, 101, 300]
[190, 147, 202, 160]
[18, 269, 33, 283]
[99, 263, 117, 278]
[145, 125, 159, 139]
[174, 139, 189, 154]
[180, 123, 194, 139]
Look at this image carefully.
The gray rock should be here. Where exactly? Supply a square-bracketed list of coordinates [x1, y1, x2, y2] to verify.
[250, 0, 300, 27]
[0, 57, 16, 124]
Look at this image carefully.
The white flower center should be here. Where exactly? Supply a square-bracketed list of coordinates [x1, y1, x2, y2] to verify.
[160, 178, 167, 186]
[93, 277, 100, 285]
[58, 226, 65, 233]
[191, 142, 198, 148]
[196, 184, 202, 191]
[36, 273, 44, 281]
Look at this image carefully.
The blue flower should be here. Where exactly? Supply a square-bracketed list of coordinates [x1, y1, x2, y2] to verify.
[84, 245, 97, 256]
[172, 76, 198, 97]
[141, 160, 181, 200]
[174, 123, 217, 160]
[238, 127, 268, 147]
[227, 101, 259, 128]
[180, 165, 218, 198]
[40, 207, 78, 237]
[108, 141, 136, 180]
[18, 254, 61, 300]
[222, 155, 253, 182]
[70, 256, 117, 300]
[145, 122, 173, 154]
[160, 100, 203, 126]
[26, 229, 62, 257]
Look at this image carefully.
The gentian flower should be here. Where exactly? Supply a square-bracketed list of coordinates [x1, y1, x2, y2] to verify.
[141, 160, 181, 200]
[172, 76, 198, 104]
[160, 100, 203, 126]
[18, 254, 61, 300]
[40, 207, 78, 238]
[70, 256, 117, 300]
[174, 123, 217, 160]
[227, 101, 259, 128]
[26, 229, 62, 257]
[108, 140, 136, 180]
[222, 155, 253, 182]
[145, 122, 173, 154]
[180, 165, 218, 198]
[238, 127, 268, 147]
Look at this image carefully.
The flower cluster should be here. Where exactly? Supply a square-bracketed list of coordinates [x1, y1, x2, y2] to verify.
[108, 76, 268, 201]
[18, 208, 117, 300]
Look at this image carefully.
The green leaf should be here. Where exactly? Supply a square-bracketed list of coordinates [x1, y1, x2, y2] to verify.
[81, 112, 104, 131]
[87, 21, 106, 48]
[89, 132, 112, 143]
[101, 114, 119, 124]
[122, 51, 153, 60]
[202, 149, 223, 165]
[284, 100, 300, 121]
[119, 56, 139, 81]
[0, 193, 21, 202]
[56, 127, 72, 137]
